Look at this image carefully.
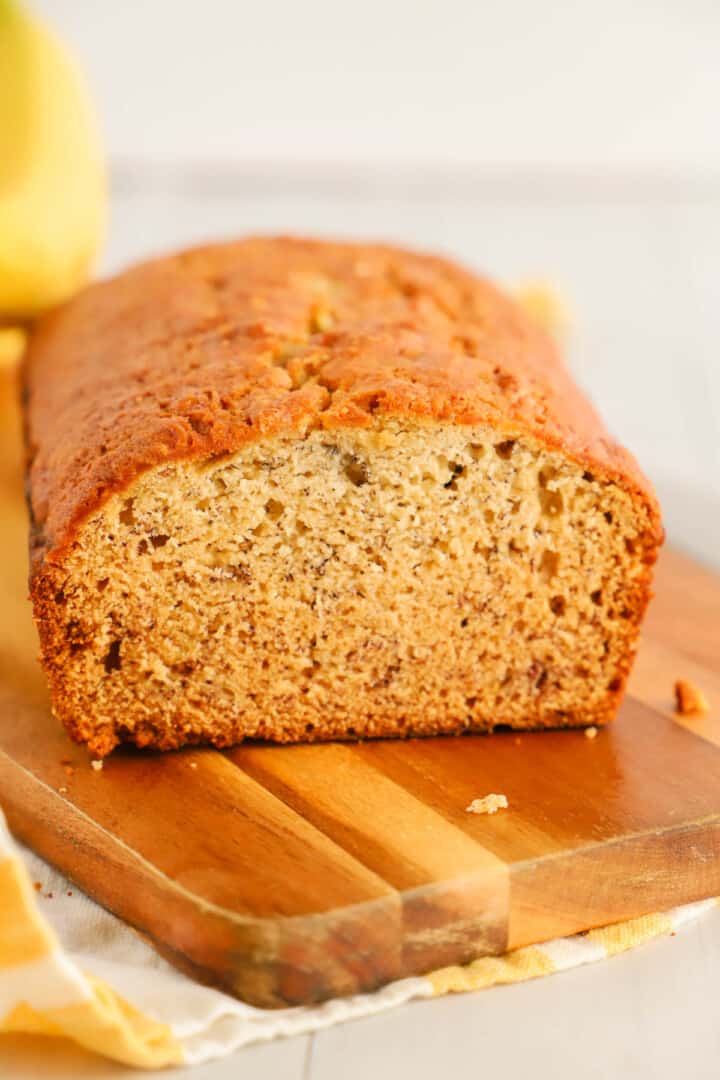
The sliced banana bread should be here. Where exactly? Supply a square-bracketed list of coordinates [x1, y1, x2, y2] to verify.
[24, 237, 662, 756]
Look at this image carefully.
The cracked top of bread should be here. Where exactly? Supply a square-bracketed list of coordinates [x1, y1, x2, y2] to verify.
[24, 235, 661, 569]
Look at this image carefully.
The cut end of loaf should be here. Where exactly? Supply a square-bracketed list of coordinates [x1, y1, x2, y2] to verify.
[33, 421, 659, 756]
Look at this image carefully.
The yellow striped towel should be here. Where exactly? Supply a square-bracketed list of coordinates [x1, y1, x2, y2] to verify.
[1, 809, 717, 1070]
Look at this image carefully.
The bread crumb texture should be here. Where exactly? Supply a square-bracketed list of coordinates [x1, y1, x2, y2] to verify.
[674, 679, 709, 717]
[24, 237, 662, 756]
[466, 794, 509, 815]
[584, 725, 598, 739]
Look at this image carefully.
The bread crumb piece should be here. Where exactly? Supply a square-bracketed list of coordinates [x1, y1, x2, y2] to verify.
[90, 759, 103, 771]
[33, 881, 42, 892]
[585, 726, 598, 739]
[674, 679, 709, 717]
[67, 890, 73, 897]
[189, 762, 198, 769]
[466, 793, 508, 815]
[58, 786, 67, 794]
[514, 282, 569, 340]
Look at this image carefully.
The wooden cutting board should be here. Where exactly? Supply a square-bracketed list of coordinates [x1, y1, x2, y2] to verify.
[1, 369, 720, 1008]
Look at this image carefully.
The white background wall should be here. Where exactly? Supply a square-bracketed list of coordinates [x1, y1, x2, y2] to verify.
[32, 0, 720, 172]
[29, 1, 720, 545]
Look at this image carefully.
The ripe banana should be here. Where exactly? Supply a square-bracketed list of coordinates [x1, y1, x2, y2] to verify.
[0, 325, 26, 367]
[0, 0, 106, 319]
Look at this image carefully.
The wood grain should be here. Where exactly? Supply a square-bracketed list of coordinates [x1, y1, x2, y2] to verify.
[1, 367, 719, 1005]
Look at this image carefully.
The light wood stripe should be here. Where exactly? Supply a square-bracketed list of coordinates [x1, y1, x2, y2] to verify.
[234, 742, 510, 967]
[234, 742, 507, 889]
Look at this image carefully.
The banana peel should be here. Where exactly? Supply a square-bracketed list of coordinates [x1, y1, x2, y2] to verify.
[0, 0, 106, 319]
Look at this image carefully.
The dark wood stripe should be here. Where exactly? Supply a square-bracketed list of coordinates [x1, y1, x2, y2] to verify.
[0, 703, 393, 916]
[350, 700, 720, 861]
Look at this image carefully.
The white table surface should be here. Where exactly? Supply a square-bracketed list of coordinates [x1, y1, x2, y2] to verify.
[2, 173, 719, 1078]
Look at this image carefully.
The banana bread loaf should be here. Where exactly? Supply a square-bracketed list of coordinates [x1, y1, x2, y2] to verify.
[24, 236, 662, 756]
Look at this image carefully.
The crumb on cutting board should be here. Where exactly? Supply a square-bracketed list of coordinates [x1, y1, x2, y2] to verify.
[466, 793, 508, 815]
[90, 759, 103, 771]
[585, 726, 598, 739]
[674, 679, 709, 717]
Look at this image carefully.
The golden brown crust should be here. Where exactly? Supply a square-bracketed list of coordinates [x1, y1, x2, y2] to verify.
[24, 236, 662, 572]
